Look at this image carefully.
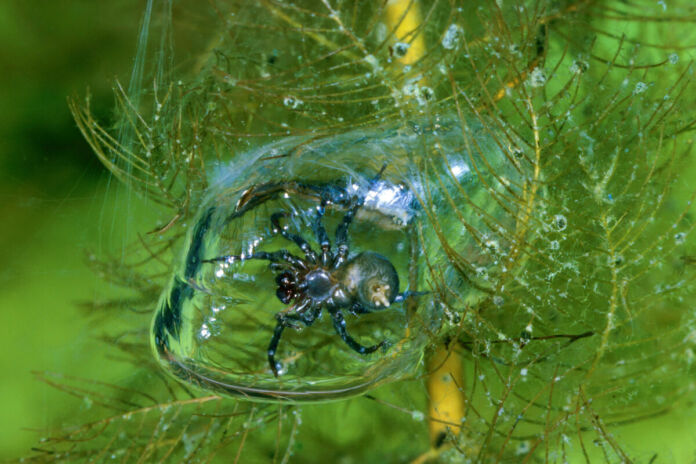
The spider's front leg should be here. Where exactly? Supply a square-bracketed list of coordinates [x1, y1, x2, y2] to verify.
[329, 308, 385, 355]
[203, 249, 307, 270]
[313, 200, 331, 267]
[333, 164, 387, 269]
[271, 212, 318, 263]
[267, 302, 318, 377]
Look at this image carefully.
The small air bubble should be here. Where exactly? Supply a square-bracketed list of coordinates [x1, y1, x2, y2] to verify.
[516, 441, 531, 455]
[493, 295, 504, 306]
[633, 82, 648, 94]
[527, 67, 546, 88]
[442, 24, 463, 50]
[570, 59, 589, 74]
[393, 42, 410, 57]
[485, 239, 501, 253]
[475, 267, 489, 280]
[417, 86, 434, 105]
[283, 96, 303, 109]
[549, 240, 560, 251]
[669, 53, 679, 64]
[552, 214, 567, 232]
[675, 232, 686, 245]
[364, 54, 381, 71]
[411, 410, 425, 421]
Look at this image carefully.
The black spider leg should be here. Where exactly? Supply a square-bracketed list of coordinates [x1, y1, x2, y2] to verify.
[271, 212, 318, 264]
[267, 300, 316, 377]
[333, 164, 388, 269]
[313, 200, 331, 267]
[329, 308, 384, 355]
[203, 250, 307, 270]
[393, 291, 429, 303]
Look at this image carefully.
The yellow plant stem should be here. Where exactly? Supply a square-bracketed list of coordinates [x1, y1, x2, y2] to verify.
[382, 0, 466, 454]
[384, 0, 426, 66]
[426, 343, 465, 447]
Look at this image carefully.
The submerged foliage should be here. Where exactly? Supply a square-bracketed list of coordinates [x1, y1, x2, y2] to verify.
[25, 0, 696, 462]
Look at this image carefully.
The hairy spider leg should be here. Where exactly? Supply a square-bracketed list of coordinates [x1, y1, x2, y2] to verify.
[313, 200, 332, 267]
[333, 164, 388, 269]
[203, 250, 307, 271]
[268, 301, 318, 377]
[329, 308, 384, 355]
[271, 212, 318, 263]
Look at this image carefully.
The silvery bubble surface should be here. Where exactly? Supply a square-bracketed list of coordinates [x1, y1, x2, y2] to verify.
[151, 116, 521, 401]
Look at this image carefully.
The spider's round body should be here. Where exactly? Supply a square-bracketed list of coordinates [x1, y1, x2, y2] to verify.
[275, 251, 400, 310]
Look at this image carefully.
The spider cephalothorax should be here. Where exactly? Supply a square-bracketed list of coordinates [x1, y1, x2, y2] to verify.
[205, 167, 417, 376]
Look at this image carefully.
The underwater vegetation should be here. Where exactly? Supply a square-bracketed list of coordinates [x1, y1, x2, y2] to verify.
[23, 0, 696, 462]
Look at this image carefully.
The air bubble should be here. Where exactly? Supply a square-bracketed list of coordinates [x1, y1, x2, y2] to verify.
[527, 67, 546, 88]
[283, 96, 303, 109]
[552, 214, 567, 232]
[442, 24, 463, 50]
[675, 232, 686, 245]
[393, 42, 410, 58]
[633, 82, 648, 95]
[151, 117, 523, 401]
[570, 59, 589, 74]
[150, 117, 521, 401]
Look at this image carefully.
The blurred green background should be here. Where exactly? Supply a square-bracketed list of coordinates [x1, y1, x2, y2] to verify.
[0, 1, 143, 458]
